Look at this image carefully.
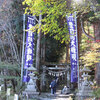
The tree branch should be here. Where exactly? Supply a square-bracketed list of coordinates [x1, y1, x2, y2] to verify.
[80, 18, 95, 41]
[35, 16, 39, 23]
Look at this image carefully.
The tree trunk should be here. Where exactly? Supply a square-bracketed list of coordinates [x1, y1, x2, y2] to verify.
[42, 41, 45, 64]
[94, 21, 100, 86]
[4, 79, 7, 91]
[66, 43, 69, 63]
[41, 34, 45, 65]
[77, 17, 82, 55]
[11, 79, 16, 92]
[36, 13, 42, 73]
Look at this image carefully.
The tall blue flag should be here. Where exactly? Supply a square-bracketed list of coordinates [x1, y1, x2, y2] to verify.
[23, 15, 35, 82]
[66, 14, 78, 83]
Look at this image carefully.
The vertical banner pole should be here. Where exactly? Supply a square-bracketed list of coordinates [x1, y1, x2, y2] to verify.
[66, 12, 79, 85]
[66, 14, 77, 83]
[74, 12, 80, 90]
[21, 14, 26, 85]
[23, 16, 35, 82]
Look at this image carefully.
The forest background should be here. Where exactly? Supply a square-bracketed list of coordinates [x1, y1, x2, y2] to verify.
[0, 0, 100, 98]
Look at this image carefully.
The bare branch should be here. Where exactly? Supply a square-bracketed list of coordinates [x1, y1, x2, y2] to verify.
[35, 16, 39, 23]
[0, 39, 7, 61]
[80, 18, 95, 41]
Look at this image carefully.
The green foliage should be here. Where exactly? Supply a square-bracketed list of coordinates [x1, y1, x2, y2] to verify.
[97, 0, 100, 4]
[80, 39, 100, 66]
[80, 20, 100, 67]
[22, 0, 94, 43]
[87, 10, 100, 22]
[0, 62, 20, 81]
[0, 76, 20, 80]
[22, 0, 71, 43]
[79, 1, 100, 22]
[0, 91, 6, 100]
[93, 88, 100, 98]
[45, 35, 66, 62]
[72, 0, 92, 14]
[0, 62, 20, 71]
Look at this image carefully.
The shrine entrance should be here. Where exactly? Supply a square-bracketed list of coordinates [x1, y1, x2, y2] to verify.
[40, 64, 71, 91]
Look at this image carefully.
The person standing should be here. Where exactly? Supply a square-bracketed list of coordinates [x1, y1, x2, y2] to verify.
[50, 79, 56, 95]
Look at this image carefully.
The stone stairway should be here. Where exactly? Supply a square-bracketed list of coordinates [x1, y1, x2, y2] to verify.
[27, 90, 74, 100]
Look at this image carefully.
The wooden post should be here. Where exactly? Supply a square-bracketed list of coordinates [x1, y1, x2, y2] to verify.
[21, 14, 26, 85]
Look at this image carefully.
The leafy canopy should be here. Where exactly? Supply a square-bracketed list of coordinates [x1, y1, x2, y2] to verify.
[22, 0, 93, 43]
[22, 0, 73, 43]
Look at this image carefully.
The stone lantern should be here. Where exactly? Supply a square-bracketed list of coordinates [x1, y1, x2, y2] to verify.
[81, 66, 91, 78]
[24, 66, 38, 94]
[77, 66, 93, 99]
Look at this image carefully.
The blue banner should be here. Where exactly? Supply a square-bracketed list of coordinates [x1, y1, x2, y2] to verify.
[66, 14, 78, 83]
[23, 16, 35, 82]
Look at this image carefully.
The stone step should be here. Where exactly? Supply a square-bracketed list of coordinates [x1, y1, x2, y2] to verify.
[29, 93, 74, 100]
[22, 90, 74, 100]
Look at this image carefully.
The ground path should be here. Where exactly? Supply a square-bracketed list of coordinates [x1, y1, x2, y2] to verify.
[8, 90, 74, 100]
